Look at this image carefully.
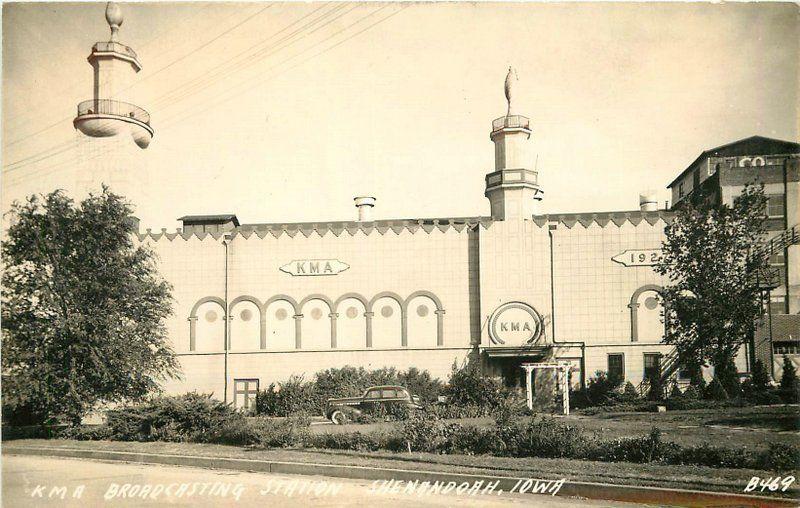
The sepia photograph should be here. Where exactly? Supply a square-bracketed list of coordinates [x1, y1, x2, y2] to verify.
[1, 1, 798, 506]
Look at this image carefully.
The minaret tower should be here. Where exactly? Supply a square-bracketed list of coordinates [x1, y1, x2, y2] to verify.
[484, 67, 543, 220]
[73, 2, 153, 149]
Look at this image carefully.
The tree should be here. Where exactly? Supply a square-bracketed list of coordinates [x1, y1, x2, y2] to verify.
[655, 184, 769, 378]
[2, 189, 180, 425]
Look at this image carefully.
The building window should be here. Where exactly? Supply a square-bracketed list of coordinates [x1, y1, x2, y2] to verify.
[767, 194, 785, 218]
[678, 182, 685, 198]
[607, 354, 624, 381]
[769, 296, 786, 315]
[773, 342, 800, 355]
[234, 378, 259, 410]
[643, 353, 662, 380]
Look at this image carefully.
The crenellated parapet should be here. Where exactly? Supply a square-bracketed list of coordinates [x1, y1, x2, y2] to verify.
[135, 217, 494, 243]
[136, 210, 675, 243]
[532, 210, 675, 229]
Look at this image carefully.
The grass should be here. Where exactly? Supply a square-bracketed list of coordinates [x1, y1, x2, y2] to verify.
[309, 405, 799, 451]
[4, 438, 796, 498]
[563, 404, 799, 450]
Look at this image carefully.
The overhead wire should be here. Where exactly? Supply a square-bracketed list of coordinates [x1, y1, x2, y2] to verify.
[4, 4, 408, 188]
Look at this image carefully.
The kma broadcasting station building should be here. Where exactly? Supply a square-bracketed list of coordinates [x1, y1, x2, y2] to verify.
[76, 5, 799, 408]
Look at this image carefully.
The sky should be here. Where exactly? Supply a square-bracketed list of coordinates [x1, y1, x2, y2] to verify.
[2, 1, 798, 229]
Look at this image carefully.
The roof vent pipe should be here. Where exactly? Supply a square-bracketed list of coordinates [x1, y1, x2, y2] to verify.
[354, 196, 376, 222]
[639, 191, 658, 212]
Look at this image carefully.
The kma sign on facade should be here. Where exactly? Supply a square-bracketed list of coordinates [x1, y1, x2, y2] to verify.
[488, 302, 543, 346]
[279, 259, 350, 276]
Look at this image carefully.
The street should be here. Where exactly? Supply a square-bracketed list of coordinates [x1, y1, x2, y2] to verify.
[2, 454, 640, 507]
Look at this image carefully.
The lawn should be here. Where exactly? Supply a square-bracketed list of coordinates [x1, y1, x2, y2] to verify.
[310, 404, 799, 451]
[564, 404, 799, 451]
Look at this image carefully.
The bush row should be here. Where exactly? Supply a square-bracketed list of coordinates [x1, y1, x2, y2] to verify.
[59, 393, 800, 473]
[254, 362, 519, 418]
[255, 366, 446, 416]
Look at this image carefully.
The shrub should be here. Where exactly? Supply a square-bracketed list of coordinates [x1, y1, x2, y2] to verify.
[399, 411, 461, 453]
[104, 393, 241, 442]
[761, 442, 800, 472]
[646, 373, 664, 402]
[59, 424, 112, 441]
[444, 361, 505, 409]
[585, 371, 623, 406]
[587, 427, 678, 464]
[619, 382, 641, 403]
[714, 357, 741, 399]
[499, 416, 588, 458]
[397, 367, 444, 404]
[751, 359, 771, 391]
[667, 382, 683, 400]
[779, 356, 799, 403]
[682, 385, 702, 400]
[445, 425, 496, 455]
[426, 404, 487, 419]
[668, 443, 752, 469]
[255, 376, 315, 417]
[206, 414, 311, 447]
[255, 367, 444, 416]
[703, 378, 729, 401]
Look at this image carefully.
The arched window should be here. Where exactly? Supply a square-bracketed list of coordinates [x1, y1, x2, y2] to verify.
[265, 298, 297, 350]
[629, 285, 664, 342]
[300, 297, 333, 350]
[335, 296, 367, 349]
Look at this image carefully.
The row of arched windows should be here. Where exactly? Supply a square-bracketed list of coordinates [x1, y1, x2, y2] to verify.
[188, 291, 445, 352]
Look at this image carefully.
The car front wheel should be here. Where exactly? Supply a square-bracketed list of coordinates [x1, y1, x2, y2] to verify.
[330, 410, 348, 425]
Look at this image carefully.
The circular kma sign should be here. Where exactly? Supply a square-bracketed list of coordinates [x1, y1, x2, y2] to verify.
[488, 302, 543, 346]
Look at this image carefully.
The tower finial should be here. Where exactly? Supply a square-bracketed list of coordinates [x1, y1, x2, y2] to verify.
[504, 66, 517, 116]
[105, 2, 123, 41]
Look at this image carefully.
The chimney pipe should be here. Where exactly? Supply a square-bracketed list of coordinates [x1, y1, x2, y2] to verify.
[639, 191, 658, 212]
[354, 196, 376, 222]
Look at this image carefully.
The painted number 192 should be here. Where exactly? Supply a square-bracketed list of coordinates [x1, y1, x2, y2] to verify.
[630, 252, 660, 264]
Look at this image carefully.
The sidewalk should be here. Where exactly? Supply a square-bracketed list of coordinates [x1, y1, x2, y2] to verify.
[3, 440, 796, 507]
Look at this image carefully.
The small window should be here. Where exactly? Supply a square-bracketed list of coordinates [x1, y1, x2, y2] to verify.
[678, 182, 685, 198]
[607, 354, 625, 381]
[366, 389, 382, 399]
[767, 194, 785, 218]
[773, 342, 800, 355]
[381, 389, 397, 398]
[769, 296, 786, 315]
[643, 353, 662, 380]
[234, 378, 259, 410]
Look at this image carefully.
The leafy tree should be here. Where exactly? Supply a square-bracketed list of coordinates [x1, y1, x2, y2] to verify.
[1, 189, 179, 425]
[656, 184, 769, 378]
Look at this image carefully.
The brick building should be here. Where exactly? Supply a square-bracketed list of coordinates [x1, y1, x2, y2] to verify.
[667, 137, 800, 379]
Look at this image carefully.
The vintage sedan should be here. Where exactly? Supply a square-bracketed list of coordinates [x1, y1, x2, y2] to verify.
[325, 385, 422, 424]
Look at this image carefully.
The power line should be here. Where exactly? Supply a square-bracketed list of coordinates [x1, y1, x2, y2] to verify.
[3, 3, 333, 175]
[3, 3, 274, 151]
[4, 4, 406, 188]
[2, 2, 215, 129]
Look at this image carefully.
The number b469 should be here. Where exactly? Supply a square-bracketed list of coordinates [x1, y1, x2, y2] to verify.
[744, 476, 795, 493]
